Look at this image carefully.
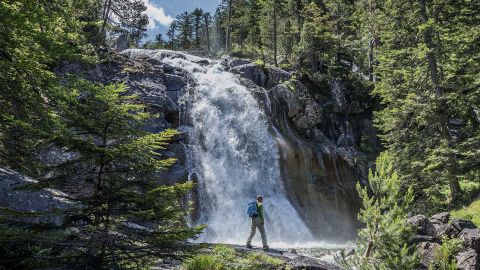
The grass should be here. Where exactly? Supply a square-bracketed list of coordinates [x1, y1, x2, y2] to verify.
[451, 199, 480, 227]
[183, 254, 225, 270]
[181, 245, 287, 270]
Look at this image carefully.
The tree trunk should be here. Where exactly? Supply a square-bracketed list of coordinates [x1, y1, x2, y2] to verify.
[101, 0, 112, 43]
[419, 0, 462, 198]
[226, 0, 232, 52]
[273, 0, 278, 67]
[205, 16, 211, 52]
[368, 38, 374, 82]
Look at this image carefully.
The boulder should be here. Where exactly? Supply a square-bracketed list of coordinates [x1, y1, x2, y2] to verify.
[221, 55, 251, 69]
[452, 219, 478, 231]
[270, 84, 301, 117]
[456, 248, 480, 270]
[231, 63, 268, 87]
[409, 214, 437, 238]
[431, 212, 451, 225]
[417, 241, 441, 269]
[268, 66, 292, 86]
[459, 228, 480, 252]
[0, 167, 73, 226]
[231, 63, 292, 88]
[435, 223, 462, 238]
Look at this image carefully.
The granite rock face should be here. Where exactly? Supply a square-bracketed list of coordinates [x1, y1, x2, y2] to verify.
[223, 56, 378, 240]
[55, 50, 380, 241]
[0, 167, 73, 226]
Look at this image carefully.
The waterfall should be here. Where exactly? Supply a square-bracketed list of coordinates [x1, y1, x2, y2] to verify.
[123, 49, 313, 246]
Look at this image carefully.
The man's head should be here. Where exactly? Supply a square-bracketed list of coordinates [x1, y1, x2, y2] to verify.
[257, 195, 263, 203]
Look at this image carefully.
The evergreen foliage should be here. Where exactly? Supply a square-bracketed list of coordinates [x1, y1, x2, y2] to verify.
[0, 82, 203, 269]
[0, 2, 203, 268]
[343, 152, 419, 270]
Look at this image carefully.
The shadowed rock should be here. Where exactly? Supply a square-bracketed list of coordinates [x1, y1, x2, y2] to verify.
[0, 167, 73, 226]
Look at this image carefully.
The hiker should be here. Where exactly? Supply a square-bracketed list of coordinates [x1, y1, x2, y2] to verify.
[246, 195, 268, 251]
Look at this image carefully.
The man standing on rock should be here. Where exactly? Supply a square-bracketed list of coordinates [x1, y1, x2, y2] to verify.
[246, 195, 269, 251]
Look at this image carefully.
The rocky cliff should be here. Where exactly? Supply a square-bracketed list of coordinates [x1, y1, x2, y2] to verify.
[54, 50, 379, 241]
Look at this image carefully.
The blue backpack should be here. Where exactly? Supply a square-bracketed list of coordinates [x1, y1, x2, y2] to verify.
[246, 201, 258, 217]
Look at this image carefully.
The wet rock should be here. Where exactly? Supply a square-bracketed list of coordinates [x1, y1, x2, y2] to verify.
[221, 55, 251, 69]
[231, 62, 292, 88]
[231, 63, 269, 87]
[343, 246, 355, 257]
[0, 167, 73, 226]
[456, 248, 480, 270]
[270, 84, 301, 117]
[268, 66, 292, 86]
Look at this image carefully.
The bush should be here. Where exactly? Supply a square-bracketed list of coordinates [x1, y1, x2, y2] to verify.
[183, 254, 224, 270]
[182, 245, 286, 270]
[428, 237, 462, 270]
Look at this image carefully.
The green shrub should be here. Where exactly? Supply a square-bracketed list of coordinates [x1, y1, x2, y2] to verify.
[245, 252, 283, 268]
[183, 254, 224, 270]
[428, 237, 462, 270]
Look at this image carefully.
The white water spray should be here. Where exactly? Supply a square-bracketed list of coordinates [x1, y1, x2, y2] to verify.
[123, 49, 313, 247]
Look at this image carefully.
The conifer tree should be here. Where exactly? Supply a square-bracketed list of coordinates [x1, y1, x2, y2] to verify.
[0, 82, 203, 269]
[167, 21, 177, 49]
[343, 152, 419, 270]
[372, 0, 480, 204]
[49, 81, 203, 268]
[0, 0, 94, 175]
[100, 0, 149, 45]
[203, 12, 212, 52]
[176, 12, 193, 49]
[192, 8, 204, 47]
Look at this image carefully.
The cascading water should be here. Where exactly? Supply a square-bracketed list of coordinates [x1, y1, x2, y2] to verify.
[124, 50, 313, 246]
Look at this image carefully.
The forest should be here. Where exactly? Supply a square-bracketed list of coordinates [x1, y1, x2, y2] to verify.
[0, 0, 479, 269]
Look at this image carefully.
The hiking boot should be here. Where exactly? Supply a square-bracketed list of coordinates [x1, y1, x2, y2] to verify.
[263, 246, 269, 251]
[246, 244, 253, 249]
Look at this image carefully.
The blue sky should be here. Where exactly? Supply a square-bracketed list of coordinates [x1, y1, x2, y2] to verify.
[143, 0, 221, 40]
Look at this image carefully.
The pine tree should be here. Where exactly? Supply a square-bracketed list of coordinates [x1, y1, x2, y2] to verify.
[0, 81, 204, 269]
[167, 21, 177, 49]
[342, 152, 419, 270]
[53, 81, 203, 268]
[176, 12, 193, 49]
[100, 0, 149, 45]
[0, 0, 94, 175]
[203, 12, 212, 52]
[293, 2, 336, 72]
[192, 8, 204, 47]
[372, 0, 480, 205]
[155, 33, 165, 48]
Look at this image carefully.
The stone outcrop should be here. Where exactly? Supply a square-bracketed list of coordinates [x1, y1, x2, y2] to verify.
[57, 50, 379, 241]
[0, 167, 73, 226]
[154, 245, 343, 270]
[56, 51, 191, 185]
[223, 56, 378, 240]
[408, 212, 480, 270]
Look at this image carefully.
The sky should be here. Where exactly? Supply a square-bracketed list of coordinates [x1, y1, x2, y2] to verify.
[143, 0, 222, 41]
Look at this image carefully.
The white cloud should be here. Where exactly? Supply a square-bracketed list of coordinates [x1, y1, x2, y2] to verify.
[143, 0, 174, 29]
